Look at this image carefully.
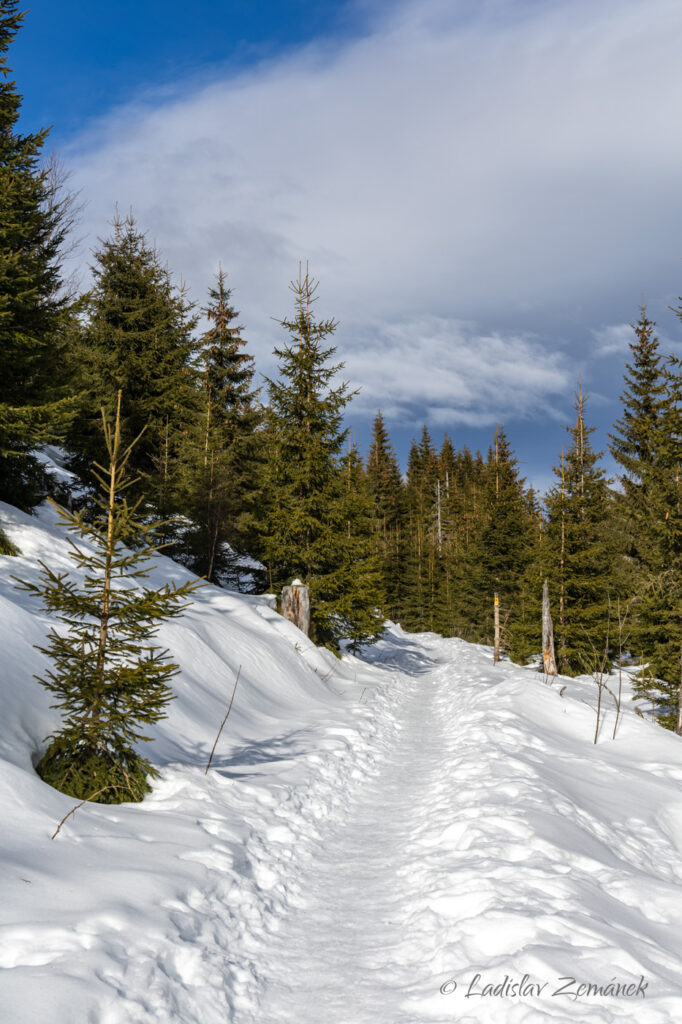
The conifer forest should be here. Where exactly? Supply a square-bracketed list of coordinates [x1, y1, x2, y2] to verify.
[1, 0, 682, 742]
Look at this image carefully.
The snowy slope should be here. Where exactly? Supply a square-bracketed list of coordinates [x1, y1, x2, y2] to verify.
[2, 501, 682, 1023]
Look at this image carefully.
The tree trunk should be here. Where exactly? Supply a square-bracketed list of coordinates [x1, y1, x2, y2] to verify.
[542, 578, 558, 676]
[95, 391, 122, 692]
[493, 592, 500, 663]
[281, 580, 311, 636]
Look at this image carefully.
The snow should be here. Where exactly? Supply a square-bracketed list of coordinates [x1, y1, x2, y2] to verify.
[2, 500, 682, 1022]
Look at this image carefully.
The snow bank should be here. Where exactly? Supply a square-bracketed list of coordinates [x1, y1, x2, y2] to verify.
[0, 500, 398, 1022]
[2, 500, 682, 1023]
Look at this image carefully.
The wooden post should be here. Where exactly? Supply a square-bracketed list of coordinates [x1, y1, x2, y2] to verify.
[281, 579, 311, 636]
[493, 592, 500, 663]
[559, 448, 566, 669]
[542, 579, 558, 676]
[677, 646, 682, 735]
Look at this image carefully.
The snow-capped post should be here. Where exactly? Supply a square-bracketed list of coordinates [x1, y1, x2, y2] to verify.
[542, 579, 558, 677]
[493, 592, 500, 664]
[281, 579, 311, 636]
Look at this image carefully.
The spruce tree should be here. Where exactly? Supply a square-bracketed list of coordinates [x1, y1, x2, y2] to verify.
[544, 386, 619, 674]
[472, 426, 536, 648]
[630, 561, 682, 731]
[259, 265, 379, 648]
[433, 435, 459, 636]
[333, 442, 383, 650]
[442, 446, 486, 640]
[177, 268, 261, 583]
[67, 212, 197, 509]
[627, 347, 682, 728]
[0, 1, 73, 509]
[507, 487, 545, 666]
[14, 393, 199, 803]
[437, 435, 458, 554]
[608, 308, 682, 726]
[365, 411, 406, 622]
[260, 265, 350, 593]
[402, 427, 439, 631]
[609, 307, 668, 568]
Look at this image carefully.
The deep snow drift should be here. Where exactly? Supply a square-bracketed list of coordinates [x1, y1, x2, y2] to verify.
[1, 500, 682, 1023]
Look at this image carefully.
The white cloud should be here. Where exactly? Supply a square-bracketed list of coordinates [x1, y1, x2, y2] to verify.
[592, 319, 680, 359]
[592, 323, 634, 357]
[64, 0, 682, 428]
[343, 316, 572, 427]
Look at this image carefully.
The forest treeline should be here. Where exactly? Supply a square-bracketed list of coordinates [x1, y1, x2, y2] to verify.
[1, 0, 681, 732]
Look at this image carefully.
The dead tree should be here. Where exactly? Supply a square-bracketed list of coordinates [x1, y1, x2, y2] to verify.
[542, 579, 558, 676]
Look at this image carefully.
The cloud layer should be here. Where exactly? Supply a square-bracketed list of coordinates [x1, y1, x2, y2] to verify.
[64, 0, 682, 436]
[344, 316, 572, 427]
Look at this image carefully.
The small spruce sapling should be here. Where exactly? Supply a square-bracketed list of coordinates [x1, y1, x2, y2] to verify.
[14, 392, 200, 803]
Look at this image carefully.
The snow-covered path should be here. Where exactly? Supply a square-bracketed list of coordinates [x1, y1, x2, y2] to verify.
[249, 639, 445, 1023]
[235, 634, 682, 1024]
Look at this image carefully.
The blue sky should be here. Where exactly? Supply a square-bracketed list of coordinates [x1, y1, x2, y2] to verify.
[12, 0, 682, 489]
[13, 1, 355, 139]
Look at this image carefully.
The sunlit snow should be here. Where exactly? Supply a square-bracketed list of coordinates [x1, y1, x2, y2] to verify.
[1, 500, 682, 1022]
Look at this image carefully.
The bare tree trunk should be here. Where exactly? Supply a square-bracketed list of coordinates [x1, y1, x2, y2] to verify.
[206, 518, 219, 583]
[493, 592, 500, 664]
[594, 674, 604, 744]
[577, 377, 585, 510]
[95, 391, 123, 691]
[592, 602, 611, 745]
[613, 597, 630, 740]
[542, 579, 558, 676]
[203, 391, 212, 469]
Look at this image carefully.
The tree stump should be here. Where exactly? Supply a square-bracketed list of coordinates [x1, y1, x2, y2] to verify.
[281, 579, 310, 636]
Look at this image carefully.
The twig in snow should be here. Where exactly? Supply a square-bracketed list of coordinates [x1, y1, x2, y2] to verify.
[205, 665, 242, 775]
[612, 596, 634, 740]
[51, 784, 126, 840]
[579, 608, 611, 744]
